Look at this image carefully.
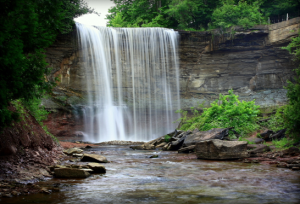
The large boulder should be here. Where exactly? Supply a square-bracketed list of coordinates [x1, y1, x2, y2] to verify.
[54, 168, 91, 178]
[81, 153, 108, 163]
[195, 139, 248, 160]
[183, 128, 229, 147]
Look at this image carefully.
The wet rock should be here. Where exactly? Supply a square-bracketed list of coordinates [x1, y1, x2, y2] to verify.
[63, 148, 83, 155]
[149, 155, 159, 158]
[282, 147, 300, 156]
[178, 145, 195, 153]
[85, 145, 93, 148]
[156, 142, 167, 148]
[248, 145, 271, 154]
[87, 163, 106, 173]
[269, 129, 286, 141]
[170, 133, 189, 150]
[195, 139, 248, 160]
[162, 143, 171, 151]
[130, 143, 155, 150]
[49, 165, 67, 171]
[40, 187, 51, 194]
[260, 130, 274, 141]
[184, 128, 229, 147]
[292, 167, 300, 171]
[54, 168, 91, 178]
[286, 158, 300, 164]
[81, 153, 108, 163]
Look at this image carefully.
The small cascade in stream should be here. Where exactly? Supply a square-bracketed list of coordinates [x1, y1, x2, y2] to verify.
[76, 23, 180, 142]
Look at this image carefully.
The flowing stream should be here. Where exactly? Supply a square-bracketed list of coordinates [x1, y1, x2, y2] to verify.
[76, 23, 180, 143]
[3, 146, 300, 204]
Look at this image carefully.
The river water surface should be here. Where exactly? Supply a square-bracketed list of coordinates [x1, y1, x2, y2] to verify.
[2, 145, 300, 204]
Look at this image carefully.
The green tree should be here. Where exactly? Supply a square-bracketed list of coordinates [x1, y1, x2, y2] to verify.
[165, 0, 221, 30]
[212, 0, 265, 30]
[0, 0, 94, 129]
[282, 31, 300, 137]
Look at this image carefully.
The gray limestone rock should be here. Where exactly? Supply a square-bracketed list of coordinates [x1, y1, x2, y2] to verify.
[184, 128, 229, 147]
[195, 139, 248, 160]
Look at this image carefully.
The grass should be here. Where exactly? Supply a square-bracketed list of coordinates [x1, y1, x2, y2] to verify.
[271, 137, 293, 149]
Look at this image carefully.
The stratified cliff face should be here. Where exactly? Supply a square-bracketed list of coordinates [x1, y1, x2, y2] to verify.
[45, 18, 300, 110]
[42, 19, 300, 137]
[178, 17, 300, 108]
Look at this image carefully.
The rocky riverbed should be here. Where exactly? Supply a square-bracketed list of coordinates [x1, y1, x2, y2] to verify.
[1, 140, 300, 204]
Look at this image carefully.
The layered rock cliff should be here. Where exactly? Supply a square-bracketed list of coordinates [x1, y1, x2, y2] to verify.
[42, 18, 300, 137]
[178, 17, 300, 108]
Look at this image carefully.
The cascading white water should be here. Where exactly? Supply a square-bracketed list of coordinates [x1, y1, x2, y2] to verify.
[76, 23, 180, 142]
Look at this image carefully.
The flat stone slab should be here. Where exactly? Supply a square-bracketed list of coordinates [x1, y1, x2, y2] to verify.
[54, 168, 91, 178]
[195, 139, 248, 160]
[81, 153, 108, 163]
[87, 163, 106, 173]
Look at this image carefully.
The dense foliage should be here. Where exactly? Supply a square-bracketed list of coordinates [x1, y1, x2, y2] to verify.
[212, 0, 264, 30]
[282, 31, 300, 137]
[107, 0, 300, 30]
[178, 90, 260, 137]
[0, 0, 93, 129]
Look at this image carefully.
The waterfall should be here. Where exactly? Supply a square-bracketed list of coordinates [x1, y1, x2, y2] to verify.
[76, 23, 180, 142]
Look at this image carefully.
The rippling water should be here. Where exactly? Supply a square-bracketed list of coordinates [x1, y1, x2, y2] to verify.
[3, 146, 300, 204]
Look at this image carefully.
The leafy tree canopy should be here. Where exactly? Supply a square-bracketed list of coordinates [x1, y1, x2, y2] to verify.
[0, 0, 94, 129]
[212, 0, 264, 30]
[106, 0, 300, 30]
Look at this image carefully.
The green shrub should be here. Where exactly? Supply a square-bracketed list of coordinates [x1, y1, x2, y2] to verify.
[164, 135, 172, 143]
[21, 96, 49, 123]
[272, 138, 293, 149]
[261, 106, 285, 132]
[179, 90, 260, 137]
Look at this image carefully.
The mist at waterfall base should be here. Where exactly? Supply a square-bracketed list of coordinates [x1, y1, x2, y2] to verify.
[75, 23, 181, 143]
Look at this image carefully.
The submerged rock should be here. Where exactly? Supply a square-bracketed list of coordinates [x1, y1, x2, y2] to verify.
[81, 153, 108, 163]
[184, 128, 229, 147]
[195, 139, 248, 160]
[54, 168, 91, 178]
